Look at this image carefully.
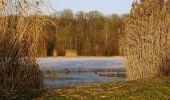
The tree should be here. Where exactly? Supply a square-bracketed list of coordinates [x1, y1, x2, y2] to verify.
[45, 10, 125, 56]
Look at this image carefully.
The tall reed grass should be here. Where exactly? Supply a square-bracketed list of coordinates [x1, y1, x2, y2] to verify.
[0, 0, 48, 98]
[123, 0, 170, 80]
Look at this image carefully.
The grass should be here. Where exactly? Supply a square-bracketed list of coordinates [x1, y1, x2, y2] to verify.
[43, 77, 170, 100]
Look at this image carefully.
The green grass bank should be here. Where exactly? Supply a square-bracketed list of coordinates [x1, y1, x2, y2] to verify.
[44, 77, 170, 100]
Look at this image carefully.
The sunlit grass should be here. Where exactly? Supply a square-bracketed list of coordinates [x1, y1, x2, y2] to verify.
[1, 77, 170, 99]
[44, 77, 170, 100]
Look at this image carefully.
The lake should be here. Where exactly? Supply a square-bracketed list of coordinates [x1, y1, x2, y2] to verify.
[37, 57, 127, 88]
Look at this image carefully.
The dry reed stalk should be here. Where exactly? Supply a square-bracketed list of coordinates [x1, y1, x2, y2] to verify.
[0, 0, 49, 98]
[65, 49, 78, 57]
[123, 0, 170, 80]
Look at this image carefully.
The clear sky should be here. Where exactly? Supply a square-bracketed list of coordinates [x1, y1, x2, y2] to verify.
[50, 0, 134, 15]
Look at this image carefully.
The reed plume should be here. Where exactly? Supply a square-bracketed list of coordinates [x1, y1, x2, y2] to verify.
[123, 0, 170, 80]
[0, 0, 48, 98]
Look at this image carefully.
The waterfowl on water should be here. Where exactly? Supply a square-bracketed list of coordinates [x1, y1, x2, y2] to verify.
[64, 69, 70, 73]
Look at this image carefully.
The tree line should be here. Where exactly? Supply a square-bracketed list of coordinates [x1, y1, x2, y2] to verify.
[44, 9, 127, 56]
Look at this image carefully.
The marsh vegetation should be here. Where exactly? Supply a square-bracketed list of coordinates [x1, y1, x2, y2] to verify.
[0, 0, 170, 99]
[123, 0, 170, 80]
[0, 0, 48, 99]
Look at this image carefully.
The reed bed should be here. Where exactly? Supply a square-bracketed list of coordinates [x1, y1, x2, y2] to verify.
[0, 0, 49, 98]
[123, 0, 170, 80]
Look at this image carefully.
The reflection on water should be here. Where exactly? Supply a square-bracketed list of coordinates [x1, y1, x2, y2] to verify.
[38, 57, 127, 88]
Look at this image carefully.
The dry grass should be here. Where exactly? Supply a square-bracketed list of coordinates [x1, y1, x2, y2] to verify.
[0, 0, 49, 98]
[122, 0, 170, 80]
[65, 49, 78, 57]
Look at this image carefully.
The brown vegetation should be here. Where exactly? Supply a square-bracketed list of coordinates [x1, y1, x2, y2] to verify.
[0, 0, 48, 98]
[123, 0, 170, 80]
[65, 49, 78, 57]
[45, 10, 125, 56]
[52, 49, 58, 57]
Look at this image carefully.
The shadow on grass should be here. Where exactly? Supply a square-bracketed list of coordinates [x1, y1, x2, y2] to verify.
[0, 88, 46, 100]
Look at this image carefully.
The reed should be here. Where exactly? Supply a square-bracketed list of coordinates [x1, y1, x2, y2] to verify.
[123, 0, 170, 80]
[0, 0, 48, 98]
[65, 49, 78, 57]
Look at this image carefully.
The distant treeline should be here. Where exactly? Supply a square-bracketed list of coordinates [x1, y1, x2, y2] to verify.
[44, 9, 127, 56]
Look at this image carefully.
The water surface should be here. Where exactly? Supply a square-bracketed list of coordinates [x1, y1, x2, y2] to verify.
[37, 57, 126, 88]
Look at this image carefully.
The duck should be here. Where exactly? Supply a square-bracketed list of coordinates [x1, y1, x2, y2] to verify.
[64, 69, 70, 74]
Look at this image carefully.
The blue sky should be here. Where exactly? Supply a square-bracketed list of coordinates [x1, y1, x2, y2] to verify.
[50, 0, 134, 15]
